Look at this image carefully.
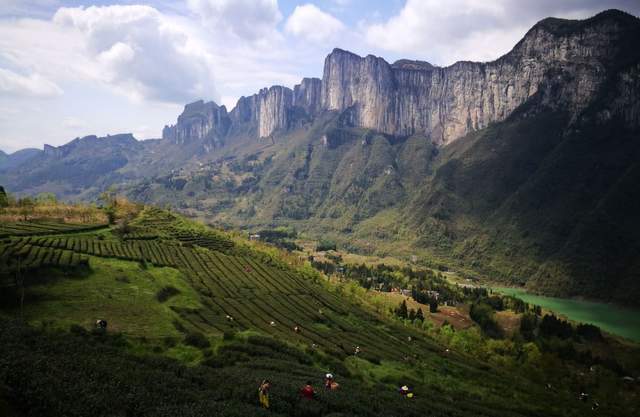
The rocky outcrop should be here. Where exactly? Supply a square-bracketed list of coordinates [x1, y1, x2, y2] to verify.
[43, 144, 63, 158]
[162, 100, 230, 145]
[228, 86, 294, 138]
[321, 10, 640, 144]
[293, 78, 322, 115]
[257, 86, 293, 138]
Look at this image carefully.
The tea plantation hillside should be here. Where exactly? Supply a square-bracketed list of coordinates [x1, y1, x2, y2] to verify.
[0, 208, 637, 416]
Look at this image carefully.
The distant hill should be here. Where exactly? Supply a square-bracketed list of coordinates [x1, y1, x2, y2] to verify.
[2, 9, 640, 305]
[0, 148, 41, 172]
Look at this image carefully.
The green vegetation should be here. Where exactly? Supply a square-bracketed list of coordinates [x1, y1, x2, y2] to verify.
[1, 205, 639, 416]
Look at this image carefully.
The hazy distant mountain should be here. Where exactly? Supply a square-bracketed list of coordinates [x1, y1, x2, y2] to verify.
[2, 9, 639, 304]
[0, 148, 42, 172]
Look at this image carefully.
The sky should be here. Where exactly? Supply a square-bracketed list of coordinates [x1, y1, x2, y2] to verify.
[1, 0, 639, 153]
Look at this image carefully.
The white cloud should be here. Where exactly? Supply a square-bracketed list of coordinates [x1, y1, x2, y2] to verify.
[365, 0, 517, 64]
[62, 117, 87, 130]
[364, 0, 640, 65]
[285, 4, 345, 43]
[187, 0, 282, 41]
[0, 67, 63, 97]
[53, 5, 218, 103]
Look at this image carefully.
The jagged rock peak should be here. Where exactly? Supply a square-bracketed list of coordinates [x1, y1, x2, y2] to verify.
[163, 100, 230, 146]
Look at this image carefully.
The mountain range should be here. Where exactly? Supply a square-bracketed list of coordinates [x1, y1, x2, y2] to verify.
[2, 9, 639, 305]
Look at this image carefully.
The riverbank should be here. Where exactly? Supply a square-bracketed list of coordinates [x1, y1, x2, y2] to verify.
[492, 287, 640, 343]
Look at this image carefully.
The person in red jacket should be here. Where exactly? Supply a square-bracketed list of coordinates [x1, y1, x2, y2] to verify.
[300, 381, 315, 399]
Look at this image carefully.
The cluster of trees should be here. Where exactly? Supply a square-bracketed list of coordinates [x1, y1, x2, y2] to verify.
[0, 188, 70, 221]
[395, 300, 425, 322]
[469, 294, 542, 340]
[316, 239, 337, 252]
[522, 313, 602, 342]
[0, 189, 57, 208]
[469, 300, 503, 339]
[256, 228, 301, 252]
[339, 262, 462, 308]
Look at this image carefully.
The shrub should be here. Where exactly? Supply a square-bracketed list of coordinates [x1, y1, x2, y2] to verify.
[184, 331, 210, 349]
[163, 337, 177, 348]
[576, 323, 602, 341]
[317, 239, 337, 252]
[156, 286, 180, 302]
[69, 324, 87, 335]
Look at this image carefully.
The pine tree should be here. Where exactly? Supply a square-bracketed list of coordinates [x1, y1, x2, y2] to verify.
[0, 185, 8, 208]
[408, 308, 416, 321]
[415, 308, 425, 322]
[396, 300, 408, 319]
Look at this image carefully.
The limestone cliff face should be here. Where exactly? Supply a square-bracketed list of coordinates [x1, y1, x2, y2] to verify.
[165, 10, 639, 146]
[293, 78, 322, 115]
[257, 86, 293, 138]
[321, 10, 640, 144]
[227, 86, 294, 138]
[162, 100, 230, 145]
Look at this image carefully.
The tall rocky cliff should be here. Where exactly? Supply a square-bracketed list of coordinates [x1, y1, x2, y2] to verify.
[163, 10, 639, 147]
[162, 100, 230, 146]
[321, 10, 639, 144]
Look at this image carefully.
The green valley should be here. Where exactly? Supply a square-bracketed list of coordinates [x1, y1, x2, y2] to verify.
[1, 6, 640, 417]
[1, 200, 639, 416]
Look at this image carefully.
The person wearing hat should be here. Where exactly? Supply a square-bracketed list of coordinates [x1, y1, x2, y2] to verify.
[324, 373, 340, 390]
[399, 385, 414, 398]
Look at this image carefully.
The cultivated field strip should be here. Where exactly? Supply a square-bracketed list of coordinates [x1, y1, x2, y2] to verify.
[0, 217, 427, 360]
[0, 222, 107, 238]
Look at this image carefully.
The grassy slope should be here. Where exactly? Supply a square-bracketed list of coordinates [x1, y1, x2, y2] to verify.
[2, 211, 632, 416]
[22, 257, 200, 339]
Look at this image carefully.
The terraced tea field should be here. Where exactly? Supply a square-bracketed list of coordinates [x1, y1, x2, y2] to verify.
[0, 210, 439, 362]
[0, 221, 106, 238]
[3, 208, 636, 417]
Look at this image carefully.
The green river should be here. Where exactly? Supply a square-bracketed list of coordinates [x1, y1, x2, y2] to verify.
[492, 287, 640, 342]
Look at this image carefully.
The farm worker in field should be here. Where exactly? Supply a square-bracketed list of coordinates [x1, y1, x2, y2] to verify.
[270, 321, 276, 327]
[95, 319, 107, 330]
[324, 373, 339, 391]
[294, 325, 301, 333]
[300, 381, 316, 399]
[258, 379, 271, 409]
[399, 385, 414, 398]
[354, 345, 361, 355]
